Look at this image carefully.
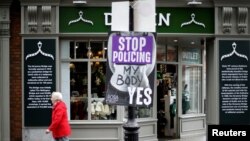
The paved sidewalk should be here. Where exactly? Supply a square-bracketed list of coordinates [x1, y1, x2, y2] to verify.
[159, 135, 206, 141]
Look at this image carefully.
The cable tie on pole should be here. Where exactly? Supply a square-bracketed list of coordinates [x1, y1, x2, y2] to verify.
[130, 1, 138, 9]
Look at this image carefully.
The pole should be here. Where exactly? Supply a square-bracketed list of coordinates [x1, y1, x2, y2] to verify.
[123, 0, 140, 141]
[129, 0, 134, 32]
[123, 106, 140, 141]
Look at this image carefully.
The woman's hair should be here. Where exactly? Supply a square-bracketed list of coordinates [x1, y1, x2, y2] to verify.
[51, 92, 63, 101]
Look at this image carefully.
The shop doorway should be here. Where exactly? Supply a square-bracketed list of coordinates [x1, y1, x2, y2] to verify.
[156, 36, 205, 139]
[157, 64, 178, 139]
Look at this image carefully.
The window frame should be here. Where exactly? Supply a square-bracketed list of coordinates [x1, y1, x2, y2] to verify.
[60, 40, 120, 121]
[179, 46, 204, 115]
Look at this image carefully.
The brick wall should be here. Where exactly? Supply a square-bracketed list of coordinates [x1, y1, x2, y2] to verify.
[10, 0, 22, 141]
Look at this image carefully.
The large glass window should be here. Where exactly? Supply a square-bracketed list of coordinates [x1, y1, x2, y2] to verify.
[157, 44, 178, 62]
[181, 47, 202, 114]
[61, 40, 116, 120]
[182, 66, 202, 114]
[124, 107, 153, 119]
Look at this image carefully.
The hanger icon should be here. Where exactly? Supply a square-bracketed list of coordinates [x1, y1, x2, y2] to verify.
[221, 42, 248, 61]
[26, 41, 54, 60]
[68, 11, 94, 25]
[181, 13, 205, 28]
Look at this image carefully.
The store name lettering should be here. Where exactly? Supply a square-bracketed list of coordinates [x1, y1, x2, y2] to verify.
[104, 13, 171, 26]
[182, 51, 199, 60]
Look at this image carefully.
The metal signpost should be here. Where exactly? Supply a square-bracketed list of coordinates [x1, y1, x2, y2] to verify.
[124, 1, 139, 140]
[105, 0, 156, 140]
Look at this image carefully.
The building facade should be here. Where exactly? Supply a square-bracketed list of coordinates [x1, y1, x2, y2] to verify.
[0, 0, 250, 141]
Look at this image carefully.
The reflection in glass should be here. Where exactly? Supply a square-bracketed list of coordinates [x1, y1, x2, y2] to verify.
[91, 62, 116, 120]
[124, 107, 152, 118]
[157, 44, 167, 61]
[70, 62, 88, 120]
[167, 45, 177, 62]
[65, 40, 116, 120]
[182, 65, 201, 114]
[157, 44, 177, 62]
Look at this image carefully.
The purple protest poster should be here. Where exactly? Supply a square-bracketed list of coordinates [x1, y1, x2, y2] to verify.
[105, 32, 156, 107]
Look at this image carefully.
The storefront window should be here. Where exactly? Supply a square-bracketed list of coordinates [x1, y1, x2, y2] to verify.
[182, 47, 201, 64]
[91, 61, 116, 120]
[61, 40, 116, 120]
[70, 62, 88, 120]
[182, 66, 202, 114]
[157, 44, 178, 62]
[181, 47, 202, 114]
[124, 107, 153, 119]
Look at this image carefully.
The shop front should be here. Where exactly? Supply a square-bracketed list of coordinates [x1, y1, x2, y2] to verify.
[0, 2, 11, 140]
[21, 1, 214, 141]
[0, 39, 10, 141]
[206, 1, 250, 139]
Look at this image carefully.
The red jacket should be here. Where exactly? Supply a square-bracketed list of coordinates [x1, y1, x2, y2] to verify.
[49, 101, 71, 138]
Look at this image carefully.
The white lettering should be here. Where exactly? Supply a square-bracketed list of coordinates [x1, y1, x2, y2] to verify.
[212, 129, 247, 137]
[112, 52, 118, 62]
[144, 88, 152, 106]
[128, 87, 136, 104]
[182, 52, 198, 60]
[136, 87, 143, 105]
[118, 37, 125, 50]
[117, 36, 147, 51]
[139, 37, 146, 51]
[212, 129, 218, 136]
[158, 13, 171, 26]
[112, 51, 151, 63]
[128, 87, 152, 105]
[125, 37, 132, 51]
[104, 13, 112, 26]
[105, 12, 171, 27]
[131, 37, 139, 51]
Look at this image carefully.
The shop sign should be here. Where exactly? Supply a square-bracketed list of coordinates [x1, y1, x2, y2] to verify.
[181, 48, 201, 64]
[219, 40, 250, 125]
[105, 32, 156, 107]
[59, 7, 214, 33]
[24, 39, 56, 126]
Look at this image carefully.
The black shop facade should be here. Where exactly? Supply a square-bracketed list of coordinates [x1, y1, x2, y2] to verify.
[22, 5, 213, 141]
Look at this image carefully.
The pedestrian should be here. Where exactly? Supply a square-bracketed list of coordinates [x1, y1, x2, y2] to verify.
[46, 92, 71, 141]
